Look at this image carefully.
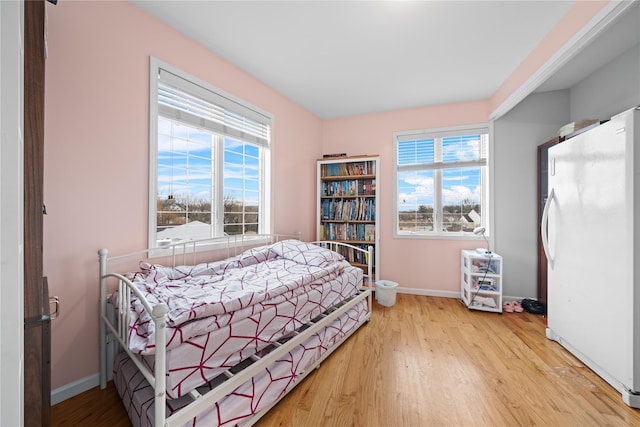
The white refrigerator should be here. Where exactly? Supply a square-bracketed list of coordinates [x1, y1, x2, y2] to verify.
[542, 106, 640, 408]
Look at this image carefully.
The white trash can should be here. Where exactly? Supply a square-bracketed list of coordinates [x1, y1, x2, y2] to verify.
[375, 280, 398, 307]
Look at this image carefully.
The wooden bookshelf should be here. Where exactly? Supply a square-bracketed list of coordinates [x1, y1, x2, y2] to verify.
[317, 155, 380, 280]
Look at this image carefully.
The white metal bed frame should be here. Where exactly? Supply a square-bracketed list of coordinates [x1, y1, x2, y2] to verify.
[99, 234, 373, 427]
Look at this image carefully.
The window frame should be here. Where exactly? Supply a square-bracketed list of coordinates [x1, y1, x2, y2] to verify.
[393, 123, 493, 240]
[148, 58, 273, 253]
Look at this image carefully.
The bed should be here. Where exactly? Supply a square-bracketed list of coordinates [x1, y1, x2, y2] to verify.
[99, 234, 373, 426]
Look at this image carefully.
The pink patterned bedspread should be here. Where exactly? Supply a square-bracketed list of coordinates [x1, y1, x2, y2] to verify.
[116, 240, 363, 398]
[125, 240, 353, 355]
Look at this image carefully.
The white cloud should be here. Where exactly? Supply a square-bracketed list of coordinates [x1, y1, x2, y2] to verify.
[398, 175, 434, 206]
[443, 137, 480, 161]
[443, 185, 480, 205]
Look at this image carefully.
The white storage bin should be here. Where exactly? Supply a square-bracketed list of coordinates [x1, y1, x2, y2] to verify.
[375, 280, 398, 307]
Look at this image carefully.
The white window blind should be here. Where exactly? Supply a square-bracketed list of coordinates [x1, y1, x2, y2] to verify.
[158, 68, 270, 147]
[397, 127, 488, 168]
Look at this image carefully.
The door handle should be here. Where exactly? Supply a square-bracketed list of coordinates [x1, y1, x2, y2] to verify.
[541, 187, 555, 268]
[49, 296, 60, 320]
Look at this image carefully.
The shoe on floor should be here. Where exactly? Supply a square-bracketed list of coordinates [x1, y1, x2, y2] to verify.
[512, 301, 524, 313]
[502, 301, 514, 313]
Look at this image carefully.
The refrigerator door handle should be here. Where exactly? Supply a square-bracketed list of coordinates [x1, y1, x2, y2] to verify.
[541, 187, 555, 268]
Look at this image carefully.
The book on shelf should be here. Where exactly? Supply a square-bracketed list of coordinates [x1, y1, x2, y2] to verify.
[320, 198, 376, 222]
[331, 243, 374, 265]
[321, 179, 376, 197]
[320, 160, 376, 177]
[320, 222, 376, 242]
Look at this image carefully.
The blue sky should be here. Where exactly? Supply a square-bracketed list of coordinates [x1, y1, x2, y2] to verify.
[157, 118, 259, 206]
[397, 135, 482, 211]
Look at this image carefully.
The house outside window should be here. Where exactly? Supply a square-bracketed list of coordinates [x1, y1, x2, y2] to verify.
[149, 59, 272, 249]
[394, 125, 489, 238]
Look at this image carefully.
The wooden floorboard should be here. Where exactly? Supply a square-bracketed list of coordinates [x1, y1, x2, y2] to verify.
[51, 294, 640, 426]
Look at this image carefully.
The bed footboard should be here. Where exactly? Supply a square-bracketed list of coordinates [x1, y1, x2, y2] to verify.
[99, 248, 169, 424]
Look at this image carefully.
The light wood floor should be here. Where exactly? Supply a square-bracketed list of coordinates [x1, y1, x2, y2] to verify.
[52, 294, 640, 426]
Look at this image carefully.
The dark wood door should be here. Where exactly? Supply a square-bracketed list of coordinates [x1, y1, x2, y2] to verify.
[24, 1, 50, 426]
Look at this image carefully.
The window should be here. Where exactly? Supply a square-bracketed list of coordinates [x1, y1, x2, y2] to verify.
[394, 125, 489, 237]
[149, 59, 272, 249]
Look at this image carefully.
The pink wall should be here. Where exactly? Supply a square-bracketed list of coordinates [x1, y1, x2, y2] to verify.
[321, 102, 491, 293]
[43, 1, 321, 390]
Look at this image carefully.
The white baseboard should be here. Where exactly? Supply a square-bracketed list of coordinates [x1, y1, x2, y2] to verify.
[396, 287, 460, 299]
[502, 295, 531, 302]
[395, 287, 530, 302]
[50, 373, 100, 406]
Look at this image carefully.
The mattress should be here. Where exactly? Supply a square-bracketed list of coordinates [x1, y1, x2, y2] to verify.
[117, 240, 363, 398]
[114, 299, 369, 427]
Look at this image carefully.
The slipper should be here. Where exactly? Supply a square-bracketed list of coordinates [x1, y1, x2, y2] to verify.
[512, 301, 524, 313]
[502, 301, 514, 313]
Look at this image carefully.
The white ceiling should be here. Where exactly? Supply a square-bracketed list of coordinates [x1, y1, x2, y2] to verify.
[131, 0, 638, 119]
